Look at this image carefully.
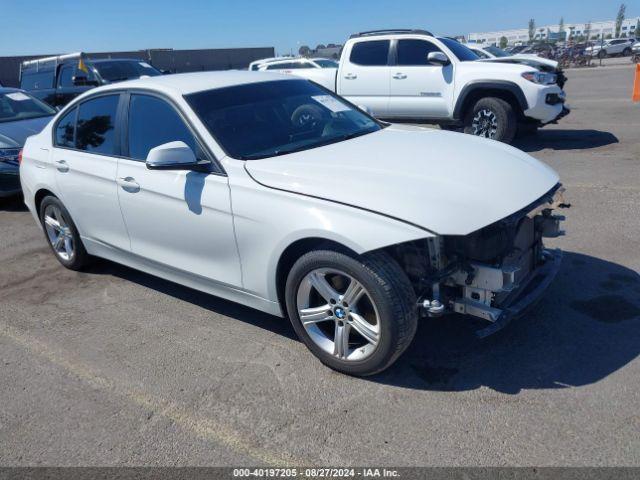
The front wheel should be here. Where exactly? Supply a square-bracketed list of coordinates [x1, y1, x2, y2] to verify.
[285, 249, 418, 376]
[623, 48, 632, 57]
[598, 50, 607, 59]
[463, 97, 517, 144]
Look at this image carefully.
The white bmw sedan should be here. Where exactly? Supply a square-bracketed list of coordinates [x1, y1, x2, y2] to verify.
[20, 71, 566, 376]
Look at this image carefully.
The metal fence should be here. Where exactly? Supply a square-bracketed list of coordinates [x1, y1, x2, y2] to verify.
[0, 47, 275, 87]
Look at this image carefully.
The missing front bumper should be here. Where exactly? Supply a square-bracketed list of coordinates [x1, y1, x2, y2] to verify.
[473, 249, 563, 338]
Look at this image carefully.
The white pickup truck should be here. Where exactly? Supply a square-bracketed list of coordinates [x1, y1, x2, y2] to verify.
[290, 29, 569, 143]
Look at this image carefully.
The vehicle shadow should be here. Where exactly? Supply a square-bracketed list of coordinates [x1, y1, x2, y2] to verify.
[87, 251, 640, 394]
[89, 260, 298, 341]
[374, 251, 640, 393]
[0, 195, 27, 212]
[514, 129, 619, 152]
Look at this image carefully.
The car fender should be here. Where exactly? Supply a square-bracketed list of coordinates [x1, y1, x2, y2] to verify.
[453, 80, 529, 120]
[225, 161, 432, 308]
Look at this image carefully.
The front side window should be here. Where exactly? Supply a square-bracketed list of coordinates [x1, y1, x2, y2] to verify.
[75, 95, 119, 155]
[186, 79, 382, 160]
[349, 40, 390, 66]
[127, 94, 201, 161]
[54, 107, 77, 147]
[0, 91, 56, 123]
[58, 65, 75, 88]
[396, 40, 443, 66]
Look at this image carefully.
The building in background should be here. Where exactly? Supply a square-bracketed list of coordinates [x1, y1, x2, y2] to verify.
[468, 17, 640, 46]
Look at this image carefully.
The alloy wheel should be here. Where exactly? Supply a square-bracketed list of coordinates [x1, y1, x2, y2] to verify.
[43, 204, 75, 261]
[471, 108, 499, 139]
[296, 268, 380, 361]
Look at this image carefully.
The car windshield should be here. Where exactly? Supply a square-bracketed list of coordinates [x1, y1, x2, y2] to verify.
[186, 79, 382, 160]
[314, 59, 339, 68]
[438, 38, 480, 61]
[484, 46, 511, 57]
[94, 60, 161, 82]
[0, 91, 56, 123]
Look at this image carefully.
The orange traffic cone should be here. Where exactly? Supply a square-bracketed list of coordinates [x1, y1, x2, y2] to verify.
[634, 64, 640, 102]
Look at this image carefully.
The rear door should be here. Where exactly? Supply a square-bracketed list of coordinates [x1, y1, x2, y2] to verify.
[337, 39, 391, 116]
[115, 92, 241, 286]
[51, 93, 130, 250]
[387, 38, 455, 119]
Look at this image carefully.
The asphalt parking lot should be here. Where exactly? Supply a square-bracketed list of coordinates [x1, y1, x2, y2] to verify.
[1, 64, 639, 467]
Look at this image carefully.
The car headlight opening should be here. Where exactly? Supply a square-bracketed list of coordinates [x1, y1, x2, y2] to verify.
[521, 71, 557, 85]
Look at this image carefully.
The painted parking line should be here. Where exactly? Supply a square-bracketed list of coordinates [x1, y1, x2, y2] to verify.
[0, 322, 305, 467]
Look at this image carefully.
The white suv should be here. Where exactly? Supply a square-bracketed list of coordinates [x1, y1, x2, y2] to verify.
[292, 30, 569, 144]
[586, 38, 637, 58]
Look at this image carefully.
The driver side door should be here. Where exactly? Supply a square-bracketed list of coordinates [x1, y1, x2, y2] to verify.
[387, 39, 455, 119]
[116, 92, 242, 287]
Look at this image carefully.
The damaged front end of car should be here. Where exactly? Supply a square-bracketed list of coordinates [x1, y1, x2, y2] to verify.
[389, 184, 569, 337]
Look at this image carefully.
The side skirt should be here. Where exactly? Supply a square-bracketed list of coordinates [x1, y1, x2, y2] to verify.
[82, 237, 284, 318]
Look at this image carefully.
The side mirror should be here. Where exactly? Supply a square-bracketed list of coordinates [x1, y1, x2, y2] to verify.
[146, 141, 204, 171]
[428, 51, 450, 66]
[357, 104, 373, 115]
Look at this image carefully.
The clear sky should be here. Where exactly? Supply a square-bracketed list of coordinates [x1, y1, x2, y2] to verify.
[1, 0, 638, 56]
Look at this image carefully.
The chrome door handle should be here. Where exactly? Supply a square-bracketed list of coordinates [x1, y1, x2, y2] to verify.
[344, 73, 357, 80]
[55, 159, 69, 172]
[392, 73, 407, 79]
[117, 176, 140, 191]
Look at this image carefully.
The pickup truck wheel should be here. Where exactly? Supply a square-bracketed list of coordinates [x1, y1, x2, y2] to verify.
[39, 196, 91, 271]
[464, 97, 517, 144]
[285, 249, 418, 376]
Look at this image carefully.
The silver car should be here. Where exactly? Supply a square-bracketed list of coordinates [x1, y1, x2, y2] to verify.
[0, 88, 55, 197]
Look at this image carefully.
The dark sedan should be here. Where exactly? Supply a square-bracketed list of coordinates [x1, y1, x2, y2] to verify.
[0, 88, 55, 197]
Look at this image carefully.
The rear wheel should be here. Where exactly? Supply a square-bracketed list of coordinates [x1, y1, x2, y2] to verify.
[39, 196, 91, 270]
[464, 97, 517, 144]
[623, 47, 632, 57]
[285, 249, 418, 376]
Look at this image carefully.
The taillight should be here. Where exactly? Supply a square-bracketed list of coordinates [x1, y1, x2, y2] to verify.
[18, 149, 23, 165]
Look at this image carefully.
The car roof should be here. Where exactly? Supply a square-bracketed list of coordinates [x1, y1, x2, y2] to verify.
[89, 58, 149, 64]
[79, 70, 294, 96]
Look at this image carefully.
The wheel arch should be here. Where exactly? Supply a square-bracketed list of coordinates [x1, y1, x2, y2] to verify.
[275, 237, 358, 315]
[34, 188, 58, 216]
[454, 81, 528, 121]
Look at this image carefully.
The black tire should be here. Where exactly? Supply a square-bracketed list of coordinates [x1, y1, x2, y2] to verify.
[463, 96, 517, 144]
[598, 50, 607, 59]
[39, 195, 92, 271]
[623, 47, 632, 57]
[285, 249, 418, 376]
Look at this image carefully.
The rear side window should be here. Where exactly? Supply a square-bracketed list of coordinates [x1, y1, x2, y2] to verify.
[75, 95, 119, 155]
[55, 107, 77, 148]
[397, 40, 443, 66]
[21, 71, 54, 90]
[349, 40, 390, 66]
[127, 94, 200, 161]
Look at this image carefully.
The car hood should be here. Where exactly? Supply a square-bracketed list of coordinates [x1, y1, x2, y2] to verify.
[244, 125, 560, 235]
[479, 56, 559, 71]
[0, 116, 52, 148]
